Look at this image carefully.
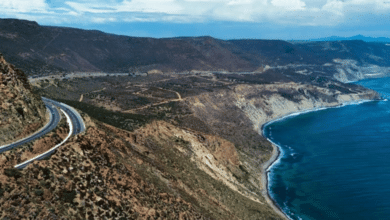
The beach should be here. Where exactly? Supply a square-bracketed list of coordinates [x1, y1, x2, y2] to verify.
[260, 140, 289, 219]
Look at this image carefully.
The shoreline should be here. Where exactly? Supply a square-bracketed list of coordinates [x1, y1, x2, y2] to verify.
[259, 98, 380, 220]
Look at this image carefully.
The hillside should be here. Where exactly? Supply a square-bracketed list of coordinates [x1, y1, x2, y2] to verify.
[0, 18, 387, 219]
[1, 19, 390, 82]
[0, 53, 46, 145]
[30, 67, 380, 219]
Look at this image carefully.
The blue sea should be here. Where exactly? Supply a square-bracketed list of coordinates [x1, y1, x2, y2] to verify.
[263, 77, 390, 220]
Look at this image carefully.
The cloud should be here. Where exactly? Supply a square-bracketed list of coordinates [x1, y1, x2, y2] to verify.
[271, 0, 306, 10]
[1, 0, 390, 29]
[65, 0, 183, 14]
[91, 17, 117, 23]
[322, 0, 344, 15]
[119, 0, 183, 14]
[0, 0, 48, 13]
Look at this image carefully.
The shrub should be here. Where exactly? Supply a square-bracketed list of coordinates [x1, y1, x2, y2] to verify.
[61, 190, 76, 203]
[4, 168, 22, 179]
[0, 188, 4, 197]
[34, 189, 44, 196]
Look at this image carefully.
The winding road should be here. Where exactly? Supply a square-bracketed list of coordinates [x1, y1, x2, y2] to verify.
[41, 97, 85, 135]
[0, 97, 85, 168]
[0, 100, 60, 153]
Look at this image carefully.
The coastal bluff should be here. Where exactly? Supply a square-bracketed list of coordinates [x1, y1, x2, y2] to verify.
[185, 80, 380, 218]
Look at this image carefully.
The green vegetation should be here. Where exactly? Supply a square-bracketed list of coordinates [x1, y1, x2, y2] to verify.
[56, 99, 161, 131]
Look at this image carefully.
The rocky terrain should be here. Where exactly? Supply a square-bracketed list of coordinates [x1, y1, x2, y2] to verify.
[0, 53, 46, 145]
[0, 18, 387, 219]
[0, 112, 284, 219]
[31, 68, 381, 219]
[1, 19, 390, 82]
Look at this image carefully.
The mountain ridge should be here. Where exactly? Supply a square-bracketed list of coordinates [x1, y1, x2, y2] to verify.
[309, 34, 390, 42]
[1, 18, 390, 83]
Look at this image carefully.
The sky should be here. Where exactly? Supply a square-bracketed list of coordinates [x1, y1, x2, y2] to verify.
[0, 0, 389, 40]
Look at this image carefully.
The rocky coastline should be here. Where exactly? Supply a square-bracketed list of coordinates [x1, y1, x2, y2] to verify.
[258, 95, 382, 220]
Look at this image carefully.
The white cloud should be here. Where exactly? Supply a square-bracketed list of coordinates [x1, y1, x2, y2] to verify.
[65, 0, 183, 14]
[1, 0, 390, 28]
[0, 0, 48, 13]
[322, 0, 344, 15]
[119, 0, 183, 14]
[91, 17, 117, 23]
[65, 2, 116, 13]
[271, 0, 306, 10]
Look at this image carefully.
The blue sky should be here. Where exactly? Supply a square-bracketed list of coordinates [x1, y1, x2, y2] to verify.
[0, 0, 389, 40]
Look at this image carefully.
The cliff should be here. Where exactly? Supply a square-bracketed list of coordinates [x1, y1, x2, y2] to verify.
[183, 80, 380, 217]
[0, 18, 386, 218]
[0, 54, 46, 145]
[28, 65, 383, 219]
[0, 112, 285, 219]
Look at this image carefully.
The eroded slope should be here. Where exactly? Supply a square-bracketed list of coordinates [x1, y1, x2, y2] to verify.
[0, 114, 282, 219]
[0, 53, 46, 145]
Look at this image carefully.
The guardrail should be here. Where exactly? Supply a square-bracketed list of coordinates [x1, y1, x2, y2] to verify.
[15, 109, 73, 169]
[0, 105, 53, 153]
[42, 97, 85, 134]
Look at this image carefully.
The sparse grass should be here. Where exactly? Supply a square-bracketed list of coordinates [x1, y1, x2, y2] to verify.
[55, 99, 159, 131]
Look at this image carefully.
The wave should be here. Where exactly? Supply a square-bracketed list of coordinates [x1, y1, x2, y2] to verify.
[262, 99, 376, 220]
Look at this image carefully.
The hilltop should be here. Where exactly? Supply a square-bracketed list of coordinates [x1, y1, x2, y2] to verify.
[1, 19, 390, 82]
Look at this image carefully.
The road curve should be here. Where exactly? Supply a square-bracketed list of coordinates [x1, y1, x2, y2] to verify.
[0, 96, 85, 168]
[0, 101, 61, 153]
[14, 97, 85, 169]
[15, 109, 74, 169]
[41, 97, 85, 135]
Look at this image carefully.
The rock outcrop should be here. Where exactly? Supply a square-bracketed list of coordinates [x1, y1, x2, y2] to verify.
[0, 53, 46, 145]
[0, 114, 283, 219]
[184, 81, 380, 216]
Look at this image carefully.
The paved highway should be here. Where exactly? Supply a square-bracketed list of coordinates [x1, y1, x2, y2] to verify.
[14, 97, 85, 169]
[15, 109, 74, 169]
[0, 96, 85, 168]
[0, 100, 61, 153]
[41, 97, 85, 135]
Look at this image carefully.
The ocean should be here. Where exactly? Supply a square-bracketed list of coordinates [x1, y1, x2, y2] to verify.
[263, 77, 390, 220]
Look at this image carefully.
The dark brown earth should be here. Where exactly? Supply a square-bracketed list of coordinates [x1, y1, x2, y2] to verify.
[30, 69, 379, 219]
[0, 113, 282, 219]
[1, 18, 390, 80]
[0, 53, 46, 145]
[0, 18, 387, 219]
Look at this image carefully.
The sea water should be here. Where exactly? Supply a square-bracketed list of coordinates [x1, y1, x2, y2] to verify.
[264, 77, 390, 220]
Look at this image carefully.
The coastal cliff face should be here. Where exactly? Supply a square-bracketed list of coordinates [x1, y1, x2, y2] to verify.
[0, 54, 46, 145]
[184, 81, 380, 215]
[233, 82, 380, 131]
[29, 70, 382, 219]
[187, 81, 379, 133]
[0, 113, 283, 219]
[330, 59, 390, 82]
[0, 19, 387, 219]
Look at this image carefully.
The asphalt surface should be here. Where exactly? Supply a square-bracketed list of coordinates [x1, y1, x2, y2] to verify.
[15, 109, 73, 169]
[0, 101, 61, 153]
[0, 96, 85, 168]
[14, 97, 85, 169]
[42, 97, 85, 135]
